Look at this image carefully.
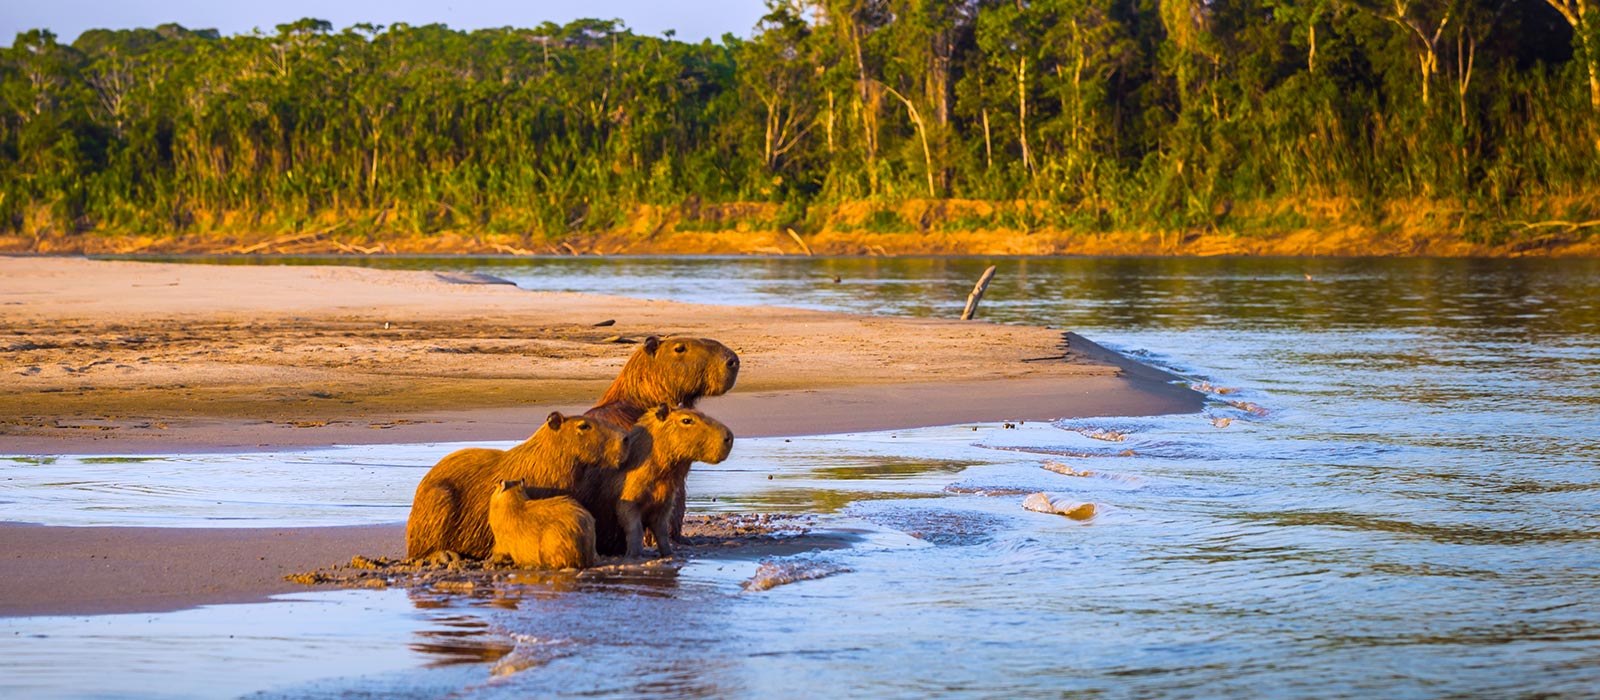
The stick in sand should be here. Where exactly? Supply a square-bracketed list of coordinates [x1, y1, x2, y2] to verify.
[961, 265, 997, 320]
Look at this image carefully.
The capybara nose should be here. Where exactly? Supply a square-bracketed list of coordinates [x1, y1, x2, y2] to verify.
[726, 357, 739, 369]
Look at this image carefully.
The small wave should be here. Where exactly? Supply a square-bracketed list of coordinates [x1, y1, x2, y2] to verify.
[944, 484, 1034, 497]
[488, 635, 573, 678]
[980, 444, 1136, 459]
[1040, 461, 1144, 485]
[742, 556, 850, 592]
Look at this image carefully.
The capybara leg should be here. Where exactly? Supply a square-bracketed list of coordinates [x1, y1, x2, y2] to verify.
[651, 507, 675, 558]
[670, 486, 689, 543]
[618, 500, 646, 558]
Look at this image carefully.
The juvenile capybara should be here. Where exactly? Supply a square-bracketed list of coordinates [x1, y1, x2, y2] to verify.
[406, 411, 644, 560]
[583, 405, 733, 558]
[489, 480, 597, 569]
[585, 336, 740, 427]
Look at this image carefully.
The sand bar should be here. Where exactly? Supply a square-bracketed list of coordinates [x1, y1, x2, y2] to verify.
[0, 256, 1201, 616]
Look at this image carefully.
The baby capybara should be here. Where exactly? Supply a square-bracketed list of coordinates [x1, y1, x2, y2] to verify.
[489, 479, 597, 569]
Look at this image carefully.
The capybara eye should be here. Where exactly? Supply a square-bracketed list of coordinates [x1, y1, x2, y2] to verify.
[680, 417, 694, 425]
[673, 344, 686, 353]
[577, 422, 591, 431]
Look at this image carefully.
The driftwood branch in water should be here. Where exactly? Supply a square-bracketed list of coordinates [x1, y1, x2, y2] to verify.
[961, 265, 998, 320]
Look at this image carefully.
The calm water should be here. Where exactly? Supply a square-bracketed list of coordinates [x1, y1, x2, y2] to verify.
[5, 256, 1600, 699]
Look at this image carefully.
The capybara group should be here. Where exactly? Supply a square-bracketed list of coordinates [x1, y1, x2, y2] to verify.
[488, 480, 597, 569]
[586, 336, 740, 426]
[404, 336, 741, 567]
[406, 411, 644, 560]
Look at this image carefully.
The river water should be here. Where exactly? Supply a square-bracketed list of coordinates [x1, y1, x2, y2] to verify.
[3, 256, 1599, 699]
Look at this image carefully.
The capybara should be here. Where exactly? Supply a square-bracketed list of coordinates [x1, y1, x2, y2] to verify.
[489, 480, 597, 569]
[586, 405, 733, 558]
[585, 336, 740, 427]
[406, 411, 644, 560]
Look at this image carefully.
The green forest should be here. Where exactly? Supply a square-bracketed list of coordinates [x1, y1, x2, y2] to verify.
[1, 0, 1598, 247]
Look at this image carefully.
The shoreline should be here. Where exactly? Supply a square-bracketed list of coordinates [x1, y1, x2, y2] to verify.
[0, 257, 1202, 617]
[5, 229, 1598, 257]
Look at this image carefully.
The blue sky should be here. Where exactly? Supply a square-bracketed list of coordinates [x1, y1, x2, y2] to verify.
[1, 0, 771, 46]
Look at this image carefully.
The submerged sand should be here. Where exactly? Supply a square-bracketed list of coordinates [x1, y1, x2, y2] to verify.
[0, 256, 1201, 616]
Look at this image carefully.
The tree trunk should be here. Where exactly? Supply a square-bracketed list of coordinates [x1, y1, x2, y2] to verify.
[982, 107, 993, 170]
[1582, 8, 1600, 111]
[764, 101, 776, 170]
[883, 85, 936, 198]
[848, 18, 878, 194]
[1309, 23, 1317, 73]
[1018, 56, 1033, 175]
[826, 91, 835, 154]
[367, 115, 383, 201]
[1419, 52, 1433, 106]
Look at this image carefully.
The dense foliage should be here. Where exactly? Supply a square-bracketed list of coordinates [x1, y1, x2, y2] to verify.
[1, 1, 1597, 237]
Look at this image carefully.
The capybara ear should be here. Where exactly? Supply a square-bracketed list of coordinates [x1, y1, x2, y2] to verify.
[546, 411, 564, 430]
[653, 403, 670, 421]
[643, 336, 660, 355]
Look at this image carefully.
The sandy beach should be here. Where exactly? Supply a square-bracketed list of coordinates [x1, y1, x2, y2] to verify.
[0, 256, 1201, 616]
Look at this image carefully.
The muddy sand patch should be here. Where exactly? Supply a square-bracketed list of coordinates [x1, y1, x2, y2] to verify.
[286, 514, 835, 590]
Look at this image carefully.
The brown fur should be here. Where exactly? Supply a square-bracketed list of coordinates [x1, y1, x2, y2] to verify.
[586, 336, 740, 426]
[489, 480, 597, 569]
[405, 411, 644, 560]
[590, 406, 733, 558]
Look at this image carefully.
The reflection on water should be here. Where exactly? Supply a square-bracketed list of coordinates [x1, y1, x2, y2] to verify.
[10, 256, 1600, 698]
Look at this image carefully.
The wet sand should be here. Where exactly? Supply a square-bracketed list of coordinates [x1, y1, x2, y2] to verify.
[0, 256, 1201, 617]
[0, 522, 403, 617]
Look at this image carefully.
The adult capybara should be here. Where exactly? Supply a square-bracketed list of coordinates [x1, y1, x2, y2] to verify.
[585, 336, 740, 427]
[406, 411, 643, 560]
[489, 480, 597, 569]
[585, 405, 733, 558]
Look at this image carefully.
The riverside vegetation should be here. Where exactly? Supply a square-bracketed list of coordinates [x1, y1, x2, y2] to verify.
[2, 1, 1599, 255]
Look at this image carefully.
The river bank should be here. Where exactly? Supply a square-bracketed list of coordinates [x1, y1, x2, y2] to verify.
[4, 198, 1598, 258]
[0, 257, 1198, 454]
[0, 255, 1200, 616]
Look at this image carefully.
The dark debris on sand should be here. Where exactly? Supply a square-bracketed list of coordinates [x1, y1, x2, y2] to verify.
[285, 513, 815, 590]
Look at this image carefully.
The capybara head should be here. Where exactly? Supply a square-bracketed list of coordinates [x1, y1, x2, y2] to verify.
[537, 411, 645, 473]
[638, 404, 734, 466]
[597, 336, 739, 410]
[491, 478, 528, 511]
